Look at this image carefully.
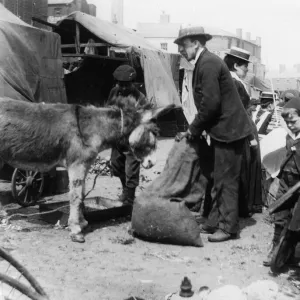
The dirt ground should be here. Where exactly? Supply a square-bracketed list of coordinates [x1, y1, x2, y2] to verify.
[0, 138, 300, 300]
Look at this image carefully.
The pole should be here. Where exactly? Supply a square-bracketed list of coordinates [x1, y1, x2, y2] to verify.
[269, 77, 279, 124]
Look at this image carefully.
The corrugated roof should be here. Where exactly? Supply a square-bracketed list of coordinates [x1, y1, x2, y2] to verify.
[48, 0, 73, 5]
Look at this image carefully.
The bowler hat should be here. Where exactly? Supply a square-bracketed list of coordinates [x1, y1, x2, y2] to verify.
[174, 26, 212, 45]
[113, 65, 136, 82]
[260, 92, 275, 105]
[260, 92, 275, 100]
[225, 46, 251, 62]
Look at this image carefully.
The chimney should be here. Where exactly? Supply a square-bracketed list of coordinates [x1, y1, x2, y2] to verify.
[279, 64, 286, 74]
[111, 0, 124, 25]
[294, 64, 300, 73]
[160, 12, 170, 24]
[256, 36, 261, 46]
[236, 28, 242, 39]
[245, 32, 251, 41]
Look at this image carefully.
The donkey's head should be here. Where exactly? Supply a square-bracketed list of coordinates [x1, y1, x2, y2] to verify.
[128, 104, 175, 169]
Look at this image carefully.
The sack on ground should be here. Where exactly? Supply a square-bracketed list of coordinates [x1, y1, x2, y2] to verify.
[132, 197, 203, 247]
[131, 137, 212, 247]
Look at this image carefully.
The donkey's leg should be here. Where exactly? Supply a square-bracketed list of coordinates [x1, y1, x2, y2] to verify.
[68, 163, 88, 243]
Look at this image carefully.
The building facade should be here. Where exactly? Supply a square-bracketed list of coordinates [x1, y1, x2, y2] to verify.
[267, 65, 300, 91]
[48, 0, 96, 24]
[136, 13, 266, 80]
[0, 0, 48, 29]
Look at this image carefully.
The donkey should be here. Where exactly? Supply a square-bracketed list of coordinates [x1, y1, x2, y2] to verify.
[0, 96, 174, 242]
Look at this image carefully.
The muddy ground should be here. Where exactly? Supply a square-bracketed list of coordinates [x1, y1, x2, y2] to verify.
[0, 138, 299, 300]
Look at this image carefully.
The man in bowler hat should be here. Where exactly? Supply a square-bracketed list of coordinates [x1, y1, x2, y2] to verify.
[174, 26, 253, 242]
[254, 92, 275, 135]
[107, 64, 148, 205]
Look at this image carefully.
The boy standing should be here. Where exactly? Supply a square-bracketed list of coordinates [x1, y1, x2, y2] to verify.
[264, 97, 300, 266]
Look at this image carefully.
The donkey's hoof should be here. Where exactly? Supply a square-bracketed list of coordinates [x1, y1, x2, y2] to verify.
[70, 233, 85, 243]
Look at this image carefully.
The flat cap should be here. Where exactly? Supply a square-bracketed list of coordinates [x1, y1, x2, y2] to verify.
[113, 65, 136, 82]
[174, 26, 212, 45]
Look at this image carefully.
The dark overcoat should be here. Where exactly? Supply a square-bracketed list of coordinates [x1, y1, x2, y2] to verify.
[189, 48, 253, 142]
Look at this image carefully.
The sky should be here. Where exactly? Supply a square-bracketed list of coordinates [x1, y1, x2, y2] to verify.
[88, 0, 300, 71]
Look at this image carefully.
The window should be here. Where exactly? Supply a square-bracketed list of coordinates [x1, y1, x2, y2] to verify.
[161, 43, 168, 51]
[54, 7, 62, 16]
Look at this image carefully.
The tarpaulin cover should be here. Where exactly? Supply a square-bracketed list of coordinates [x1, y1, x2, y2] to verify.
[245, 75, 271, 92]
[139, 49, 181, 107]
[56, 12, 181, 108]
[57, 11, 158, 50]
[0, 4, 66, 103]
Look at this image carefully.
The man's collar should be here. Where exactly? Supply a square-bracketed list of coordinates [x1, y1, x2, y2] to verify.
[190, 47, 204, 66]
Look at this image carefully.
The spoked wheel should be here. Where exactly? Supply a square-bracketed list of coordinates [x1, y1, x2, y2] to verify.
[0, 247, 49, 299]
[11, 169, 44, 207]
[270, 228, 295, 273]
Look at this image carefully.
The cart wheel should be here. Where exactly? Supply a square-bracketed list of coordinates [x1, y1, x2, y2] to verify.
[0, 247, 49, 299]
[11, 169, 44, 207]
[270, 229, 294, 273]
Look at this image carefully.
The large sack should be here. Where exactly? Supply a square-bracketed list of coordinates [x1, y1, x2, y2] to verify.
[131, 137, 212, 247]
[132, 197, 203, 246]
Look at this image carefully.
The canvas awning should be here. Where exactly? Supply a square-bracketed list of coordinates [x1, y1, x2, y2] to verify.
[54, 12, 181, 108]
[0, 4, 66, 103]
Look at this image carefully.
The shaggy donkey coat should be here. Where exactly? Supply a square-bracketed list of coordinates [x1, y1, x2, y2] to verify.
[0, 97, 173, 242]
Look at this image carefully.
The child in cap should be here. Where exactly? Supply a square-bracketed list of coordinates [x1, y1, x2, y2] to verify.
[263, 97, 300, 266]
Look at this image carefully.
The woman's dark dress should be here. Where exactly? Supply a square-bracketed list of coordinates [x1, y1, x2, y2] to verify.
[233, 79, 263, 216]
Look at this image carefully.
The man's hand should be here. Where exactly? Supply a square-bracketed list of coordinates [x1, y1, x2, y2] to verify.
[249, 139, 258, 147]
[175, 129, 194, 142]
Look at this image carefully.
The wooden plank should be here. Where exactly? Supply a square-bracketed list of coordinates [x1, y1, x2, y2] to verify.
[62, 53, 128, 61]
[268, 181, 300, 214]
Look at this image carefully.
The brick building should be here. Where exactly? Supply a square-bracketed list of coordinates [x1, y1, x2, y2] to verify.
[48, 0, 96, 24]
[267, 65, 300, 92]
[0, 0, 48, 29]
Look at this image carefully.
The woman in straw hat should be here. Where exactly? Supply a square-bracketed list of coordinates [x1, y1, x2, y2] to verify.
[224, 47, 262, 217]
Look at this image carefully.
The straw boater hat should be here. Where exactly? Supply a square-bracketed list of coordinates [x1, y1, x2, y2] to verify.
[225, 46, 251, 62]
[174, 26, 212, 45]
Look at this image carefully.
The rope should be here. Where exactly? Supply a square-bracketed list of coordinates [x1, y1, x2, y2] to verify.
[3, 205, 70, 224]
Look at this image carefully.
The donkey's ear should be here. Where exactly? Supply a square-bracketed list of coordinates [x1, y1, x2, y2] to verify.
[141, 104, 176, 123]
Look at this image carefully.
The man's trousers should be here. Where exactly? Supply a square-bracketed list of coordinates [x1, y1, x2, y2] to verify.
[110, 147, 140, 189]
[206, 138, 244, 234]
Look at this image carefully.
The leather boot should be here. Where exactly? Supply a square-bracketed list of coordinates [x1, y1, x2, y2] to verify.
[263, 225, 283, 267]
[199, 224, 216, 234]
[208, 229, 237, 242]
[123, 187, 136, 206]
[118, 186, 136, 206]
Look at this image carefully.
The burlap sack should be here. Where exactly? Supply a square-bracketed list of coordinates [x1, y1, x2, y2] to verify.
[131, 137, 212, 247]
